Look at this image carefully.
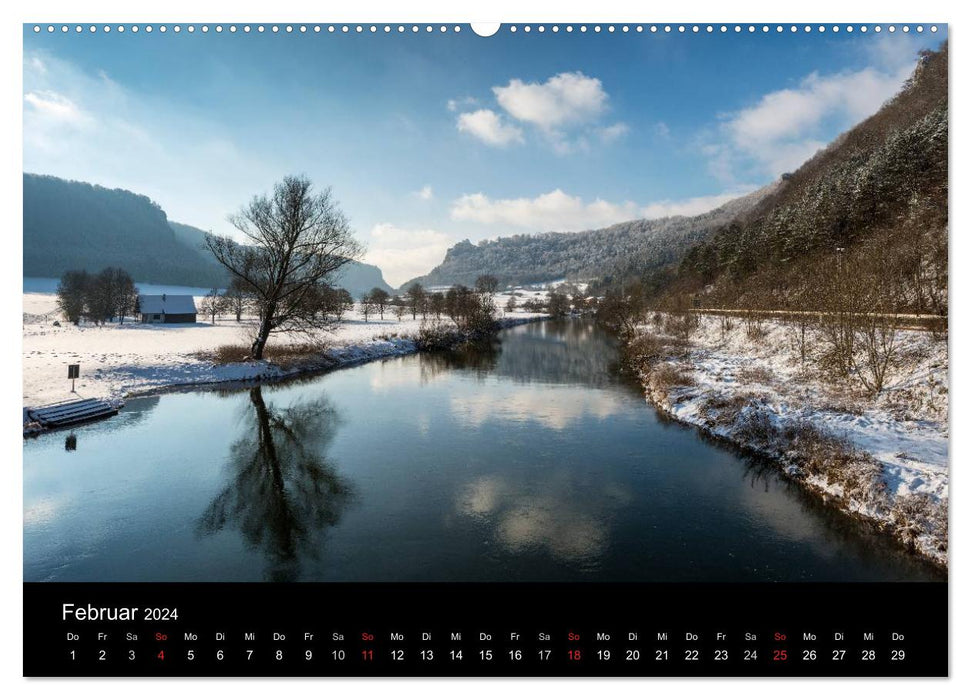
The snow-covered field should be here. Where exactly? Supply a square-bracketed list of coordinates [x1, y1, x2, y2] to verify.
[631, 314, 948, 566]
[23, 290, 548, 408]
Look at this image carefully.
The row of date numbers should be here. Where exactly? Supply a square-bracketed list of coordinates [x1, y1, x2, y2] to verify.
[70, 647, 907, 664]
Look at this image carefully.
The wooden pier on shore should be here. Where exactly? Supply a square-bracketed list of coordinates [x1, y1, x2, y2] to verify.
[25, 398, 119, 431]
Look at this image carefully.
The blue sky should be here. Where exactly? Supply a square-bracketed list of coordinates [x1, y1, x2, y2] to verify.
[23, 24, 942, 285]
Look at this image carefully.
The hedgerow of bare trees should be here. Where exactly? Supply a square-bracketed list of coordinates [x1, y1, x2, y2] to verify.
[56, 267, 138, 325]
[405, 282, 426, 320]
[200, 288, 225, 324]
[368, 288, 391, 319]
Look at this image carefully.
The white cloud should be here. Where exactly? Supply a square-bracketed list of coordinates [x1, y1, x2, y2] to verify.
[456, 109, 524, 147]
[27, 55, 47, 75]
[597, 122, 629, 144]
[493, 72, 607, 130]
[415, 184, 433, 200]
[22, 50, 275, 237]
[451, 189, 640, 232]
[446, 96, 478, 112]
[450, 187, 755, 233]
[639, 189, 756, 219]
[451, 387, 625, 430]
[455, 71, 625, 153]
[364, 223, 456, 287]
[706, 54, 918, 182]
[24, 90, 89, 125]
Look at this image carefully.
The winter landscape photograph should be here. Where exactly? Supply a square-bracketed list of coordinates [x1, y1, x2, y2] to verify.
[22, 24, 947, 583]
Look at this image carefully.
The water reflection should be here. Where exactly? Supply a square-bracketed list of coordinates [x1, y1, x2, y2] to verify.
[418, 338, 501, 383]
[450, 387, 627, 430]
[23, 319, 945, 582]
[458, 474, 632, 568]
[489, 320, 622, 387]
[196, 386, 353, 581]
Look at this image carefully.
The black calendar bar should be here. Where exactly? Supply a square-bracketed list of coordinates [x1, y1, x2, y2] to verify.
[24, 582, 947, 677]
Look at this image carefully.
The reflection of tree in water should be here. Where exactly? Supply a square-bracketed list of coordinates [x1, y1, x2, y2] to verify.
[419, 338, 501, 383]
[493, 320, 622, 388]
[418, 320, 626, 389]
[197, 386, 353, 581]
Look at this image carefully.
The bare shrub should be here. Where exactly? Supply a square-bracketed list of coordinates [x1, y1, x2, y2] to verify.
[700, 393, 750, 426]
[201, 342, 327, 368]
[786, 316, 813, 367]
[649, 363, 692, 392]
[736, 366, 773, 385]
[781, 422, 855, 476]
[623, 332, 666, 368]
[596, 289, 647, 339]
[851, 316, 900, 395]
[890, 494, 948, 553]
[415, 322, 460, 351]
[663, 311, 698, 343]
[266, 343, 330, 369]
[734, 411, 780, 446]
[818, 313, 857, 378]
[743, 312, 767, 340]
[780, 421, 886, 507]
[718, 315, 735, 340]
[206, 344, 252, 364]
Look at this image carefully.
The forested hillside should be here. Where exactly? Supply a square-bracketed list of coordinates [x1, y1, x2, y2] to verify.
[670, 42, 948, 315]
[24, 174, 392, 297]
[402, 185, 775, 290]
[24, 174, 226, 287]
[171, 220, 392, 297]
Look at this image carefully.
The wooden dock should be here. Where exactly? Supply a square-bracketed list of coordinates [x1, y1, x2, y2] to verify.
[26, 398, 119, 430]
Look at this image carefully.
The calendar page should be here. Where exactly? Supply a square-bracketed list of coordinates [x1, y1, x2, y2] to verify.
[21, 17, 948, 678]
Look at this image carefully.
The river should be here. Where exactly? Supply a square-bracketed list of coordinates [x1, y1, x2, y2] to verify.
[23, 319, 943, 582]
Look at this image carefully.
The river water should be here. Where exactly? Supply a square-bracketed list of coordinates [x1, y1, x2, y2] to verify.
[23, 319, 943, 582]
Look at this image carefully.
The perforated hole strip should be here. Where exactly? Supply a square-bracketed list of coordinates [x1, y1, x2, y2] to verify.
[31, 23, 940, 35]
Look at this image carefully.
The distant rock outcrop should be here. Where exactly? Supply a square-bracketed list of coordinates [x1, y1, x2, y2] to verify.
[400, 185, 775, 291]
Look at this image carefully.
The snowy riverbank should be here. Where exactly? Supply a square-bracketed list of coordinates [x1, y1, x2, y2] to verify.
[23, 291, 549, 409]
[627, 313, 948, 568]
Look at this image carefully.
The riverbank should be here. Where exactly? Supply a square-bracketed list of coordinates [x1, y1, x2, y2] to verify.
[624, 314, 948, 568]
[23, 290, 548, 413]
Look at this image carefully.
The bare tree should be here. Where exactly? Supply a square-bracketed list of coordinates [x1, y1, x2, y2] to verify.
[86, 268, 121, 325]
[113, 271, 138, 324]
[205, 176, 363, 359]
[850, 244, 906, 395]
[475, 274, 499, 296]
[392, 295, 406, 321]
[428, 292, 446, 319]
[406, 282, 426, 320]
[547, 291, 571, 317]
[571, 292, 587, 313]
[201, 288, 225, 324]
[360, 292, 376, 323]
[322, 287, 354, 323]
[222, 278, 251, 323]
[369, 287, 390, 319]
[56, 270, 90, 325]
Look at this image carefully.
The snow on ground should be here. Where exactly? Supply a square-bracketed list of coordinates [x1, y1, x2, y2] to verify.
[634, 313, 948, 565]
[683, 316, 946, 499]
[23, 291, 548, 408]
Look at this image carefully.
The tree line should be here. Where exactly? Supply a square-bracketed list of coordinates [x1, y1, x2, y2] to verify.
[199, 280, 357, 326]
[56, 267, 139, 325]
